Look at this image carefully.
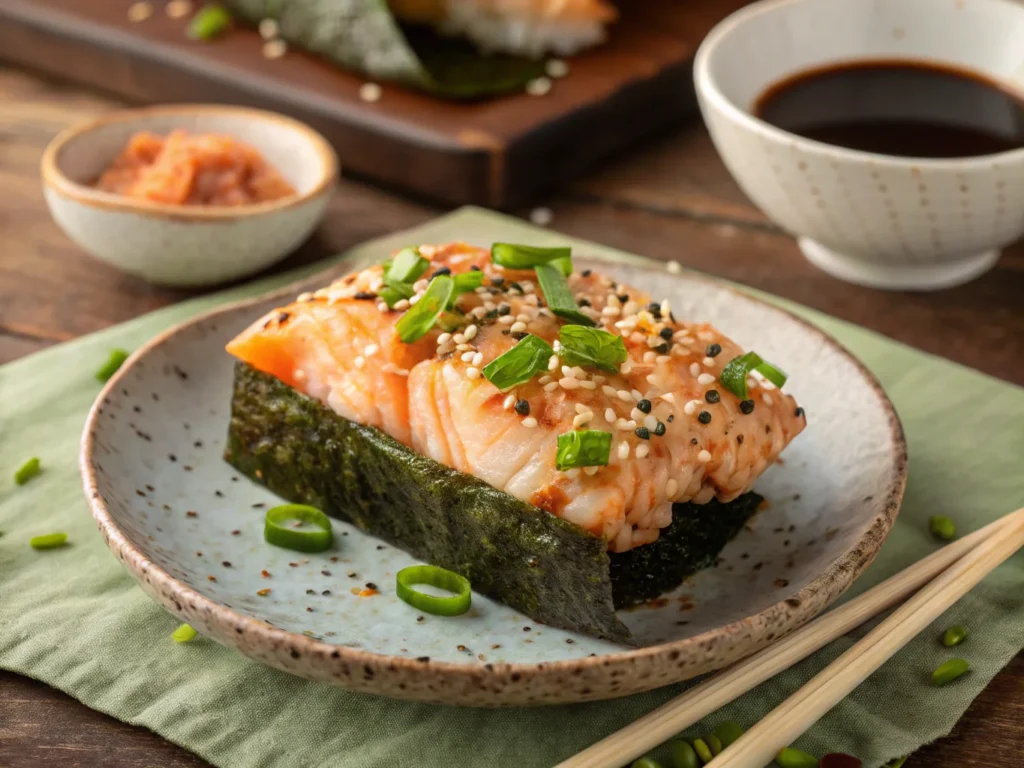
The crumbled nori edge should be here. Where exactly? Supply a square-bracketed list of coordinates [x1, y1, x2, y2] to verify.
[225, 363, 760, 642]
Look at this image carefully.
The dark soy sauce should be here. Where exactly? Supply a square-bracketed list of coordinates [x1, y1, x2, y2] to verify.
[754, 59, 1024, 158]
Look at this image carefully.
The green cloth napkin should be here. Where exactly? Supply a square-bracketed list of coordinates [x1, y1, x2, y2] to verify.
[2, 207, 1022, 768]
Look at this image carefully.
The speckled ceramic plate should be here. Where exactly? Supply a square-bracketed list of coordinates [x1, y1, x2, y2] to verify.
[81, 250, 906, 706]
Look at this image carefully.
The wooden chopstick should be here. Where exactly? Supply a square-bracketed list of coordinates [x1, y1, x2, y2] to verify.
[558, 509, 1024, 768]
[709, 506, 1024, 768]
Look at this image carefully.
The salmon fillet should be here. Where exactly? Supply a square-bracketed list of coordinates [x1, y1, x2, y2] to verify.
[227, 242, 806, 552]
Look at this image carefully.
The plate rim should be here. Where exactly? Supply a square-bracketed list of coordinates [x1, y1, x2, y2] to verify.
[80, 257, 908, 705]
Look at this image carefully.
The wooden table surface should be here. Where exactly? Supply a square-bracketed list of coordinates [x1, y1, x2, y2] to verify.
[1, 65, 1022, 767]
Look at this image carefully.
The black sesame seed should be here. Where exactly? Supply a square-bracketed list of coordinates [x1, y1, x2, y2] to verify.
[698, 411, 712, 424]
[634, 426, 651, 440]
[737, 434, 744, 444]
[740, 399, 755, 414]
[322, 590, 331, 595]
[514, 399, 531, 416]
[577, 298, 591, 307]
[490, 276, 505, 286]
[659, 327, 674, 341]
[617, 293, 629, 303]
[353, 291, 376, 300]
[485, 309, 498, 319]
[470, 265, 481, 271]
[365, 582, 378, 590]
[636, 399, 652, 414]
[306, 589, 316, 595]
[581, 269, 592, 277]
[654, 422, 666, 436]
[511, 331, 528, 340]
[222, 561, 232, 568]
[432, 266, 452, 277]
[508, 281, 523, 293]
[795, 407, 805, 418]
[706, 343, 722, 358]
[647, 301, 661, 316]
[705, 389, 721, 404]
[497, 304, 511, 316]
[655, 342, 671, 354]
[691, 437, 699, 445]
[667, 415, 675, 423]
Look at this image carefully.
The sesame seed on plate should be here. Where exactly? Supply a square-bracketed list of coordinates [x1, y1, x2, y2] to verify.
[530, 207, 554, 226]
[456, 343, 472, 352]
[460, 351, 475, 363]
[453, 333, 467, 344]
[630, 408, 643, 421]
[605, 407, 616, 422]
[631, 389, 643, 400]
[515, 313, 531, 323]
[539, 375, 553, 385]
[593, 375, 606, 385]
[644, 414, 658, 430]
[559, 377, 580, 390]
[263, 39, 289, 59]
[258, 16, 279, 38]
[128, 1, 153, 22]
[616, 418, 637, 431]
[666, 478, 679, 497]
[544, 381, 559, 392]
[636, 444, 650, 459]
[683, 400, 698, 416]
[414, 279, 429, 292]
[472, 352, 484, 367]
[561, 365, 574, 378]
[616, 390, 633, 402]
[572, 413, 592, 428]
[621, 359, 634, 374]
[698, 449, 712, 463]
[703, 357, 716, 367]
[526, 76, 553, 96]
[546, 58, 570, 78]
[602, 385, 617, 397]
[666, 260, 682, 274]
[661, 299, 672, 315]
[522, 416, 539, 428]
[602, 306, 621, 317]
[376, 301, 389, 312]
[498, 315, 515, 325]
[697, 373, 716, 385]
[394, 299, 410, 311]
[464, 324, 478, 340]
[579, 380, 597, 390]
[358, 82, 383, 102]
[408, 295, 421, 307]
[618, 441, 630, 460]
[689, 362, 701, 377]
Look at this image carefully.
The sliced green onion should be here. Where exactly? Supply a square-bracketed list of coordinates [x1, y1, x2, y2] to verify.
[378, 282, 414, 309]
[187, 4, 232, 40]
[396, 275, 454, 343]
[558, 325, 627, 373]
[436, 310, 466, 332]
[96, 349, 130, 382]
[172, 623, 198, 643]
[481, 334, 554, 390]
[385, 247, 430, 285]
[556, 430, 611, 470]
[14, 457, 41, 486]
[396, 564, 472, 616]
[264, 504, 333, 553]
[535, 263, 595, 326]
[719, 351, 788, 399]
[29, 532, 67, 550]
[451, 269, 485, 296]
[492, 243, 572, 276]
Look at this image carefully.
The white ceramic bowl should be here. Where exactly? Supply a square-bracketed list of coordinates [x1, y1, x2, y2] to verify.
[42, 105, 338, 287]
[695, 0, 1024, 291]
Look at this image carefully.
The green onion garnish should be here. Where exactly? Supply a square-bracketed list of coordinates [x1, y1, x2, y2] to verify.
[492, 243, 572, 276]
[535, 263, 595, 326]
[555, 430, 612, 470]
[96, 349, 130, 382]
[395, 564, 472, 616]
[558, 325, 627, 373]
[14, 457, 41, 486]
[451, 269, 485, 296]
[378, 282, 414, 309]
[482, 334, 554, 390]
[263, 504, 333, 553]
[172, 623, 198, 643]
[385, 247, 430, 285]
[187, 4, 232, 40]
[29, 532, 67, 550]
[396, 275, 454, 343]
[719, 352, 788, 399]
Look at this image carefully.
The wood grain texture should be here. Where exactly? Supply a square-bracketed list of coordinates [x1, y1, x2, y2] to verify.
[0, 64, 1022, 767]
[0, 0, 749, 207]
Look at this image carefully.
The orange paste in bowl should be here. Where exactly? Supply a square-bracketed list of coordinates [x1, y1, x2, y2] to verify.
[94, 130, 297, 206]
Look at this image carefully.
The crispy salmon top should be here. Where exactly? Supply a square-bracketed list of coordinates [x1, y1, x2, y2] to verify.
[227, 243, 806, 552]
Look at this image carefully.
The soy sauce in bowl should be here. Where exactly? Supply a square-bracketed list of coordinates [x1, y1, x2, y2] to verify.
[754, 60, 1024, 158]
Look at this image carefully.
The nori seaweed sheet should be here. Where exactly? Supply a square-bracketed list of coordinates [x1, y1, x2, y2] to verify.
[226, 363, 760, 643]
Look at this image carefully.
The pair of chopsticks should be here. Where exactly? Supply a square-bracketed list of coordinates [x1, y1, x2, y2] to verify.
[560, 507, 1024, 768]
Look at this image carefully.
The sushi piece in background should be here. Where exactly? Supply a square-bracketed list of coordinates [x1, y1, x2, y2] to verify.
[389, 0, 619, 58]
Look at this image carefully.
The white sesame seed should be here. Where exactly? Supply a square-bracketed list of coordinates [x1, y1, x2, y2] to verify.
[646, 374, 661, 386]
[524, 295, 540, 308]
[574, 403, 588, 414]
[526, 76, 553, 96]
[297, 292, 312, 301]
[472, 352, 484, 367]
[617, 390, 633, 402]
[579, 380, 597, 390]
[636, 444, 650, 459]
[437, 333, 452, 345]
[456, 343, 472, 352]
[358, 81, 382, 103]
[615, 318, 638, 331]
[622, 301, 640, 316]
[666, 479, 679, 498]
[602, 306, 621, 317]
[592, 375, 606, 385]
[644, 414, 658, 430]
[572, 413, 592, 428]
[666, 260, 682, 274]
[660, 393, 676, 404]
[539, 375, 553, 385]
[460, 351, 475, 363]
[703, 357, 716, 367]
[638, 311, 655, 326]
[394, 368, 410, 377]
[630, 332, 645, 344]
[617, 419, 637, 431]
[514, 313, 529, 323]
[617, 441, 630, 460]
[393, 299, 411, 311]
[548, 355, 560, 371]
[544, 381, 559, 392]
[602, 385, 617, 397]
[504, 395, 516, 410]
[376, 301, 389, 312]
[128, 1, 153, 22]
[470, 306, 488, 319]
[436, 342, 454, 355]
[453, 333, 467, 344]
[570, 367, 585, 379]
[258, 16, 279, 38]
[761, 378, 777, 390]
[620, 359, 634, 375]
[643, 351, 657, 363]
[630, 408, 644, 421]
[561, 365, 574, 378]
[698, 450, 712, 463]
[689, 362, 701, 377]
[382, 363, 397, 374]
[530, 207, 554, 226]
[661, 299, 672, 315]
[698, 373, 716, 385]
[565, 468, 581, 479]
[546, 58, 570, 78]
[464, 324, 478, 340]
[263, 39, 288, 59]
[762, 394, 774, 405]
[656, 355, 671, 364]
[698, 331, 714, 342]
[552, 340, 562, 352]
[466, 367, 481, 380]
[583, 465, 600, 476]
[683, 401, 697, 416]
[408, 295, 421, 306]
[354, 356, 365, 369]
[479, 291, 495, 302]
[522, 417, 539, 428]
[559, 377, 580, 390]
[605, 408, 616, 422]
[483, 301, 496, 311]
[364, 344, 379, 356]
[498, 315, 515, 325]
[631, 389, 643, 401]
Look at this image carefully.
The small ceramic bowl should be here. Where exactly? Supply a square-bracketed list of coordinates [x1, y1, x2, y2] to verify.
[41, 105, 338, 287]
[695, 0, 1024, 291]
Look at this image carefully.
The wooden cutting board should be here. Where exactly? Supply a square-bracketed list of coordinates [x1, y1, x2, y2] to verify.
[0, 0, 746, 208]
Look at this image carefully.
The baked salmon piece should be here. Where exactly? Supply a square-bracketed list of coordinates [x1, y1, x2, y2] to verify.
[227, 242, 805, 553]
